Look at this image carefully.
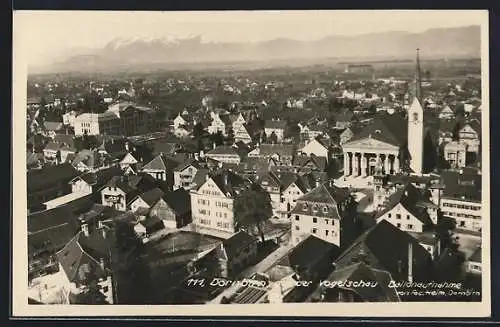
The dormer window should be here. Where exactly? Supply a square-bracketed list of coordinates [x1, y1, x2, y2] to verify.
[374, 129, 381, 134]
[323, 206, 328, 213]
[312, 205, 318, 212]
[302, 203, 308, 211]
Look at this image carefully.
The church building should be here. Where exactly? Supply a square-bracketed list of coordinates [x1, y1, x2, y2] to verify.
[342, 49, 430, 177]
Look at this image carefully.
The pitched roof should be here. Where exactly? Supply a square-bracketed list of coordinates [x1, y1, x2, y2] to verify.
[286, 235, 341, 272]
[222, 231, 258, 260]
[137, 187, 165, 207]
[297, 182, 350, 204]
[335, 220, 433, 281]
[53, 134, 75, 148]
[207, 169, 249, 197]
[320, 262, 400, 302]
[141, 153, 179, 171]
[71, 165, 123, 188]
[258, 144, 294, 156]
[348, 113, 408, 147]
[207, 145, 240, 156]
[265, 119, 287, 129]
[163, 188, 191, 216]
[440, 169, 481, 201]
[44, 141, 62, 151]
[292, 155, 328, 172]
[56, 232, 108, 284]
[44, 121, 63, 131]
[27, 163, 79, 192]
[375, 183, 434, 225]
[174, 159, 202, 172]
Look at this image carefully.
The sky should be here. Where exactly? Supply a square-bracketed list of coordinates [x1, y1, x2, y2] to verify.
[14, 10, 486, 67]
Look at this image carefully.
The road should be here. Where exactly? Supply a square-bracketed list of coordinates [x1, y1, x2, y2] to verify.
[208, 242, 294, 304]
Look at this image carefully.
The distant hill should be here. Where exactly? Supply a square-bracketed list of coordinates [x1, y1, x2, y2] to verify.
[31, 25, 481, 74]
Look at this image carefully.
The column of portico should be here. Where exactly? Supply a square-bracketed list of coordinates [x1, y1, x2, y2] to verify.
[394, 155, 400, 174]
[361, 153, 367, 177]
[384, 153, 390, 175]
[343, 152, 350, 176]
[352, 153, 359, 176]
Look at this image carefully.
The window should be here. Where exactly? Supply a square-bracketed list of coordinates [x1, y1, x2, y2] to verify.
[396, 214, 401, 220]
[407, 224, 413, 230]
[325, 230, 329, 236]
[312, 205, 318, 212]
[323, 206, 328, 213]
[407, 215, 410, 220]
[295, 215, 300, 221]
[413, 112, 418, 122]
[396, 223, 401, 228]
[313, 218, 317, 223]
[324, 219, 328, 225]
[459, 221, 465, 227]
[312, 228, 317, 234]
[302, 203, 308, 211]
[388, 213, 392, 218]
[295, 226, 300, 231]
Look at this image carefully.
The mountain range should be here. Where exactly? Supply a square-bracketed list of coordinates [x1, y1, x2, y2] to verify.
[31, 25, 480, 74]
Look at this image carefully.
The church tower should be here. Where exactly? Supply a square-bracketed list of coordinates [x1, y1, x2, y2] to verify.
[407, 48, 424, 175]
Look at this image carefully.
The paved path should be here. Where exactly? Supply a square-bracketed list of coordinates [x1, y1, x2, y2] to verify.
[208, 243, 294, 304]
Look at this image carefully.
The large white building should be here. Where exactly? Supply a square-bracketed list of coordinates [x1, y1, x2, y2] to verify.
[74, 112, 121, 136]
[190, 170, 250, 238]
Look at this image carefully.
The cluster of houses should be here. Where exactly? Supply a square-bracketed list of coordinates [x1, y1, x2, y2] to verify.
[26, 51, 483, 305]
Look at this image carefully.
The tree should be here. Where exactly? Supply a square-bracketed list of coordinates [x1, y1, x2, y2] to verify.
[72, 265, 107, 304]
[111, 220, 153, 304]
[233, 185, 273, 242]
[193, 122, 205, 140]
[211, 131, 225, 147]
[225, 127, 235, 145]
[268, 131, 278, 144]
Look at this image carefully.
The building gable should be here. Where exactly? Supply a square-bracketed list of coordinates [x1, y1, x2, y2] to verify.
[198, 178, 227, 198]
[343, 136, 399, 152]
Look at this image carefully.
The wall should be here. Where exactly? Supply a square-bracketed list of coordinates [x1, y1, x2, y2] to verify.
[71, 179, 93, 194]
[101, 187, 127, 211]
[440, 198, 482, 232]
[291, 206, 341, 246]
[376, 203, 425, 233]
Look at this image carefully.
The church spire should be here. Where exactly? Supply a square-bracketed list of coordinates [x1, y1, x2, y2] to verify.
[414, 48, 423, 103]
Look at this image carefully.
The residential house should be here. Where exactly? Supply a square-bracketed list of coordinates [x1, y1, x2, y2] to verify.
[43, 121, 64, 139]
[291, 181, 357, 247]
[334, 220, 434, 283]
[129, 187, 165, 213]
[308, 261, 400, 302]
[439, 169, 482, 232]
[100, 174, 160, 212]
[255, 171, 282, 217]
[375, 183, 438, 234]
[140, 153, 179, 186]
[150, 188, 192, 229]
[298, 137, 329, 159]
[62, 111, 78, 127]
[27, 151, 43, 170]
[298, 121, 327, 142]
[173, 160, 203, 190]
[205, 145, 242, 165]
[208, 113, 231, 136]
[234, 123, 259, 144]
[43, 141, 64, 164]
[277, 172, 314, 218]
[247, 144, 294, 166]
[69, 166, 123, 195]
[190, 169, 251, 238]
[27, 163, 80, 212]
[134, 216, 165, 240]
[291, 155, 328, 174]
[230, 112, 247, 131]
[266, 235, 341, 303]
[444, 141, 467, 168]
[335, 110, 354, 129]
[439, 105, 455, 119]
[72, 149, 113, 173]
[55, 220, 115, 304]
[437, 120, 457, 146]
[458, 121, 481, 154]
[264, 119, 287, 142]
[119, 152, 139, 170]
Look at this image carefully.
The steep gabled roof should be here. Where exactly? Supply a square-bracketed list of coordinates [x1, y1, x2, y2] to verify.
[209, 169, 249, 197]
[222, 231, 258, 260]
[136, 187, 165, 207]
[163, 188, 191, 216]
[335, 220, 433, 281]
[375, 183, 434, 225]
[141, 153, 178, 171]
[286, 235, 341, 272]
[297, 182, 350, 205]
[28, 163, 79, 192]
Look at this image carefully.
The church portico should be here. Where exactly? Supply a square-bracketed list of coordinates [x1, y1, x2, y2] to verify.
[343, 150, 400, 177]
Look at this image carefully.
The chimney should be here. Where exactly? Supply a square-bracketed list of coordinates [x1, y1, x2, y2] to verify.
[81, 223, 89, 237]
[213, 142, 216, 150]
[224, 172, 229, 186]
[408, 242, 413, 283]
[97, 220, 103, 229]
[205, 173, 210, 181]
[125, 142, 129, 152]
